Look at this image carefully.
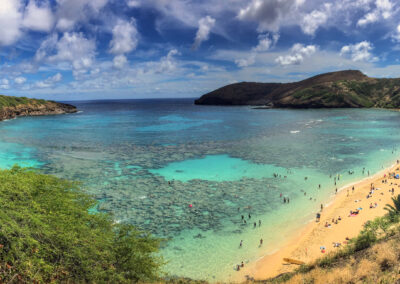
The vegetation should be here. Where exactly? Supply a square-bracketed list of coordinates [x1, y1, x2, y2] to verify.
[0, 95, 47, 108]
[195, 70, 400, 108]
[0, 166, 163, 283]
[264, 194, 400, 284]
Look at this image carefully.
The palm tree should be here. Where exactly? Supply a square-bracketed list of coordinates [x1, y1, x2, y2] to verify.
[384, 194, 400, 218]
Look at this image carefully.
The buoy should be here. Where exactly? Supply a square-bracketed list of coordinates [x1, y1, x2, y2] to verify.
[189, 204, 193, 208]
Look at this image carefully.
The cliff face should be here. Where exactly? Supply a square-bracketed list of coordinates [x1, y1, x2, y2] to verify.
[195, 70, 400, 108]
[0, 96, 77, 121]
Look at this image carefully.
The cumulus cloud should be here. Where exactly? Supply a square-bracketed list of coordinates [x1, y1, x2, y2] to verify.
[127, 0, 140, 8]
[35, 73, 62, 88]
[253, 33, 279, 52]
[192, 16, 215, 50]
[238, 0, 304, 32]
[301, 7, 330, 36]
[113, 54, 128, 69]
[23, 0, 54, 32]
[14, 76, 27, 84]
[156, 49, 180, 73]
[276, 43, 317, 66]
[0, 0, 23, 46]
[36, 32, 96, 77]
[340, 41, 378, 62]
[110, 19, 138, 55]
[357, 0, 393, 26]
[55, 0, 108, 31]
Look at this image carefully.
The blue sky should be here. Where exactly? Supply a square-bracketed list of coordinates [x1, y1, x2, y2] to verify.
[1, 0, 400, 100]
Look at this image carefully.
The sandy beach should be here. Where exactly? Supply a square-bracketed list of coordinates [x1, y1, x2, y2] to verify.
[236, 161, 400, 282]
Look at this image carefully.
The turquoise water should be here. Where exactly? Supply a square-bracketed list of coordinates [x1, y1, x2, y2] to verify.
[0, 99, 400, 281]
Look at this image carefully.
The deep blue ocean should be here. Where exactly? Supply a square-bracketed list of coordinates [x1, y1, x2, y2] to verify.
[1, 99, 400, 281]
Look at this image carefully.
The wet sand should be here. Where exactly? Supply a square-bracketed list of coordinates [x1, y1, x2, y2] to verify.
[236, 162, 400, 282]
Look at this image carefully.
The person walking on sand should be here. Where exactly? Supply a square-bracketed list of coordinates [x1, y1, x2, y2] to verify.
[321, 204, 323, 211]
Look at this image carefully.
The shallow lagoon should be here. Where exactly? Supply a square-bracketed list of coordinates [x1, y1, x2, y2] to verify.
[0, 99, 399, 281]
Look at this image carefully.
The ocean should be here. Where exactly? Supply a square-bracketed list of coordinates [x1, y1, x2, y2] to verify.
[1, 98, 400, 281]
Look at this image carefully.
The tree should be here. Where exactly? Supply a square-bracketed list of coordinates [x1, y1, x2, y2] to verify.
[384, 194, 400, 221]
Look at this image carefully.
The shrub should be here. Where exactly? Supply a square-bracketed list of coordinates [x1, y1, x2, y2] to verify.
[0, 166, 163, 283]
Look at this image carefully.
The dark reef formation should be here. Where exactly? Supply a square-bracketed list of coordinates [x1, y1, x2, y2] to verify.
[195, 70, 400, 108]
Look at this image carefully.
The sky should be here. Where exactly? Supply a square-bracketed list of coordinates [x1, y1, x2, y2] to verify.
[1, 0, 400, 100]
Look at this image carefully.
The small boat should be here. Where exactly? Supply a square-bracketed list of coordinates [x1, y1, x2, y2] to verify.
[283, 258, 305, 265]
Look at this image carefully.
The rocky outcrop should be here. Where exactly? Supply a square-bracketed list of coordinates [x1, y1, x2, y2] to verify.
[195, 70, 400, 108]
[0, 100, 77, 121]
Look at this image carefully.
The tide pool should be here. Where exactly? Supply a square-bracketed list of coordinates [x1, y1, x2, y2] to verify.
[0, 99, 400, 281]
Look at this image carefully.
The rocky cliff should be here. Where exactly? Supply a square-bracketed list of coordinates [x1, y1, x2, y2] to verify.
[195, 70, 400, 108]
[0, 95, 77, 121]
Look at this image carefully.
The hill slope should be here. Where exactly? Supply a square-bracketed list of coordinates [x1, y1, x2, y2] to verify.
[0, 95, 77, 121]
[195, 70, 400, 108]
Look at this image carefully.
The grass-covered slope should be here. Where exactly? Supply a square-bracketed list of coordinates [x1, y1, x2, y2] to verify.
[0, 95, 47, 108]
[195, 70, 400, 108]
[0, 95, 76, 121]
[0, 166, 162, 283]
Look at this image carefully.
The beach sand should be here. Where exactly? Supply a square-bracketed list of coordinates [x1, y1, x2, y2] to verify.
[235, 162, 400, 282]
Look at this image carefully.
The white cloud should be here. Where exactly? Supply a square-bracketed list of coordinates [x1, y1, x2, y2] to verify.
[253, 33, 279, 52]
[14, 76, 26, 84]
[109, 19, 138, 55]
[0, 79, 10, 89]
[235, 33, 279, 68]
[35, 73, 62, 88]
[235, 54, 256, 68]
[276, 43, 317, 66]
[157, 49, 179, 73]
[55, 0, 108, 31]
[193, 16, 215, 50]
[392, 24, 400, 42]
[127, 0, 140, 8]
[0, 0, 23, 46]
[357, 0, 393, 26]
[23, 0, 54, 32]
[36, 32, 96, 77]
[113, 54, 128, 69]
[340, 41, 378, 62]
[302, 9, 329, 36]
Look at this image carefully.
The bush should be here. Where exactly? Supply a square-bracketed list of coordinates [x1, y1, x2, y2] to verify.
[0, 166, 163, 283]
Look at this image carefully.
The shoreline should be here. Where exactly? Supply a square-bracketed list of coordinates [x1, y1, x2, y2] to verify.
[235, 160, 400, 282]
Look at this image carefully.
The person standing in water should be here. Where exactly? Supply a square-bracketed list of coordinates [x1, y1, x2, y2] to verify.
[239, 240, 243, 248]
[260, 238, 263, 246]
[259, 220, 261, 227]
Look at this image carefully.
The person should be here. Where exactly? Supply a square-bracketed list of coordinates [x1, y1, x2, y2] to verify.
[335, 188, 338, 194]
[352, 186, 354, 192]
[253, 222, 257, 228]
[338, 216, 342, 221]
[241, 215, 244, 220]
[239, 240, 243, 248]
[283, 197, 286, 203]
[316, 213, 321, 222]
[318, 184, 321, 189]
[321, 204, 324, 211]
[241, 261, 244, 267]
[259, 220, 261, 227]
[237, 264, 240, 271]
[287, 197, 290, 203]
[260, 238, 263, 246]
